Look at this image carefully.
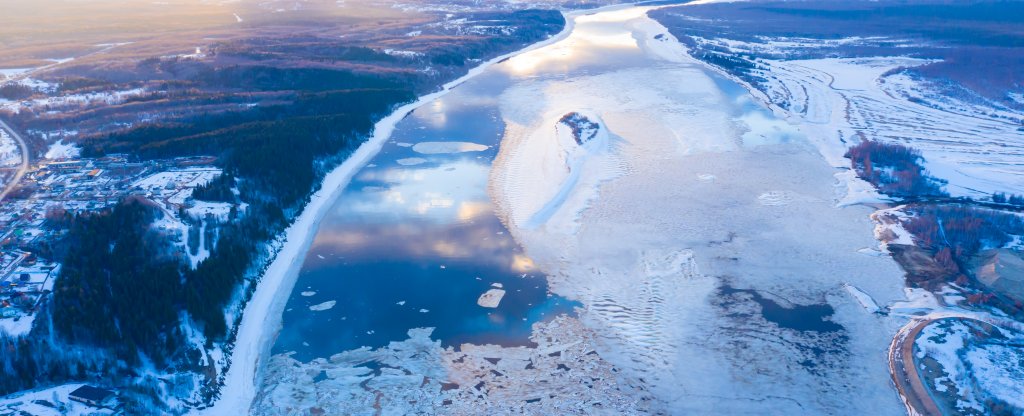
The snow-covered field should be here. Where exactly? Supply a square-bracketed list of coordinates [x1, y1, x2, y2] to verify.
[915, 318, 1024, 414]
[488, 7, 911, 414]
[742, 56, 1024, 198]
[0, 87, 146, 114]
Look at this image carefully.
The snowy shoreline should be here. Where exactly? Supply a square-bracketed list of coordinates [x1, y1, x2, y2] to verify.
[197, 8, 607, 414]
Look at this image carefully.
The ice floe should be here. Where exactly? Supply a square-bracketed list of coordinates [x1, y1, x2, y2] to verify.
[308, 301, 336, 311]
[411, 141, 489, 154]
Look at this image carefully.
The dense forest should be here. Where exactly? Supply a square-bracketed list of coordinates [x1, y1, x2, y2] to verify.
[53, 198, 182, 364]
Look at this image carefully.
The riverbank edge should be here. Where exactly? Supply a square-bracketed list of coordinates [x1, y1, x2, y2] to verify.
[196, 5, 636, 413]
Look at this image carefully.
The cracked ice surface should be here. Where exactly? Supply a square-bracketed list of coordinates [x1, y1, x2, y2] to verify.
[251, 316, 655, 415]
[490, 7, 910, 414]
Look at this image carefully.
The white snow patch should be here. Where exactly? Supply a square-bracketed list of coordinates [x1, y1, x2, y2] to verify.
[0, 130, 20, 167]
[0, 314, 35, 337]
[44, 139, 80, 160]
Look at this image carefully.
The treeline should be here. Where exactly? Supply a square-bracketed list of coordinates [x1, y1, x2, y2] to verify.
[0, 83, 35, 100]
[904, 205, 1024, 256]
[992, 192, 1024, 206]
[191, 173, 235, 203]
[844, 140, 947, 197]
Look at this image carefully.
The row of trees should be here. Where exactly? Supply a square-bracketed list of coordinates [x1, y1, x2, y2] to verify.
[992, 192, 1024, 206]
[844, 140, 947, 198]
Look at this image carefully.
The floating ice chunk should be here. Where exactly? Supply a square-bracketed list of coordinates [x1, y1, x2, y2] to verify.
[300, 291, 316, 297]
[309, 300, 336, 311]
[419, 309, 429, 313]
[843, 284, 880, 313]
[857, 247, 883, 257]
[317, 254, 325, 259]
[477, 288, 507, 308]
[396, 300, 406, 306]
[697, 174, 717, 182]
[412, 141, 489, 154]
[491, 283, 503, 288]
[396, 142, 413, 147]
[397, 157, 427, 166]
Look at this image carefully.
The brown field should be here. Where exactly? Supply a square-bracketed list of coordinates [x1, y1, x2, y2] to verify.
[0, 0, 421, 69]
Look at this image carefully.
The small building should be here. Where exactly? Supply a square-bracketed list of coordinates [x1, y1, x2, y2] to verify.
[68, 385, 116, 408]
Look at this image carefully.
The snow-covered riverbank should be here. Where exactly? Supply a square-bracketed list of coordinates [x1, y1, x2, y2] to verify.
[199, 11, 589, 414]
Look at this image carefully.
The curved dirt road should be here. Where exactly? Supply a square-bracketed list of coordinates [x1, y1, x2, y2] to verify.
[889, 317, 943, 416]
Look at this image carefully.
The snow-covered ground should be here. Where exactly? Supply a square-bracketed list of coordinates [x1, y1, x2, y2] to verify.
[0, 314, 35, 337]
[744, 56, 1024, 198]
[0, 130, 20, 167]
[493, 106, 622, 234]
[0, 383, 116, 416]
[44, 139, 81, 160]
[915, 318, 1024, 414]
[0, 87, 146, 114]
[490, 7, 911, 414]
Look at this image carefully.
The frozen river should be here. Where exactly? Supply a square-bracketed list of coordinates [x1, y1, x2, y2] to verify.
[253, 5, 913, 414]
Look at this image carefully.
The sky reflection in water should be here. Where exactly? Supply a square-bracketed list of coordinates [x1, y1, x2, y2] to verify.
[272, 70, 580, 362]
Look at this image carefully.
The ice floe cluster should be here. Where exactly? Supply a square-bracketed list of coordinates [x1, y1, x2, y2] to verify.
[252, 316, 657, 415]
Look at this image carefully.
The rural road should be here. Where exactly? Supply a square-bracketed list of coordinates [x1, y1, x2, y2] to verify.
[0, 118, 29, 203]
[889, 317, 943, 416]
